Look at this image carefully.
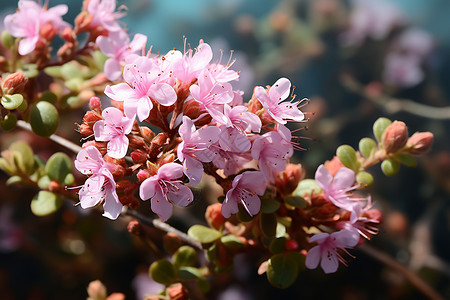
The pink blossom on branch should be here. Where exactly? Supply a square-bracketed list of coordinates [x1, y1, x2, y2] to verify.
[104, 56, 177, 121]
[254, 77, 304, 125]
[4, 0, 70, 55]
[96, 30, 148, 81]
[221, 171, 267, 218]
[93, 107, 134, 159]
[172, 41, 213, 83]
[139, 163, 194, 222]
[305, 229, 359, 274]
[86, 0, 125, 33]
[74, 146, 122, 220]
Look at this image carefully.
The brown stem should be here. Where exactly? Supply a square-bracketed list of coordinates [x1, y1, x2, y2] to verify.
[124, 209, 203, 250]
[359, 243, 444, 300]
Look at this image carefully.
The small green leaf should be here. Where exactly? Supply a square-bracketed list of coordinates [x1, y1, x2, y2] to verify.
[177, 266, 203, 280]
[293, 179, 321, 198]
[10, 141, 34, 174]
[29, 101, 59, 137]
[39, 91, 58, 104]
[269, 237, 287, 254]
[237, 204, 256, 222]
[173, 246, 197, 267]
[64, 173, 75, 186]
[267, 253, 299, 289]
[373, 117, 392, 143]
[336, 145, 358, 171]
[45, 152, 73, 182]
[394, 153, 417, 167]
[197, 278, 211, 293]
[359, 137, 377, 158]
[356, 171, 373, 186]
[220, 235, 244, 249]
[1, 94, 24, 110]
[381, 159, 399, 176]
[0, 156, 16, 174]
[149, 259, 176, 286]
[260, 213, 277, 237]
[44, 66, 62, 78]
[61, 61, 83, 80]
[1, 113, 17, 130]
[261, 198, 280, 214]
[30, 191, 62, 216]
[187, 225, 222, 244]
[16, 99, 27, 111]
[6, 175, 23, 185]
[1, 30, 15, 48]
[20, 64, 38, 78]
[93, 50, 108, 70]
[37, 175, 51, 189]
[65, 78, 84, 91]
[284, 196, 307, 208]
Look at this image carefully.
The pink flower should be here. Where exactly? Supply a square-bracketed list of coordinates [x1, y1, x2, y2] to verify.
[305, 230, 359, 274]
[139, 163, 194, 222]
[221, 171, 266, 218]
[177, 116, 221, 185]
[87, 0, 125, 33]
[97, 30, 147, 81]
[104, 56, 177, 121]
[212, 147, 252, 177]
[254, 78, 304, 124]
[172, 41, 213, 83]
[251, 130, 293, 183]
[190, 70, 234, 126]
[93, 107, 134, 158]
[315, 165, 368, 222]
[74, 146, 122, 220]
[4, 0, 70, 55]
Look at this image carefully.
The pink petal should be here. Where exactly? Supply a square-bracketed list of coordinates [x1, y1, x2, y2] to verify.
[140, 177, 159, 200]
[158, 163, 184, 180]
[278, 102, 305, 122]
[104, 83, 135, 101]
[168, 183, 193, 207]
[103, 59, 122, 81]
[254, 86, 270, 109]
[107, 135, 128, 158]
[151, 192, 173, 222]
[18, 36, 38, 55]
[102, 187, 122, 220]
[221, 189, 239, 218]
[240, 192, 261, 217]
[129, 33, 147, 52]
[149, 83, 177, 106]
[191, 42, 213, 71]
[314, 165, 333, 191]
[305, 246, 321, 270]
[333, 230, 359, 248]
[321, 250, 339, 274]
[136, 96, 152, 121]
[332, 167, 355, 191]
[183, 157, 203, 186]
[268, 77, 291, 104]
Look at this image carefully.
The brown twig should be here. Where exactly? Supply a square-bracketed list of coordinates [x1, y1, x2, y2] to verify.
[359, 243, 444, 300]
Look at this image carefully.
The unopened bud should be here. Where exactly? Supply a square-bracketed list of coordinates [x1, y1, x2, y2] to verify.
[2, 72, 27, 95]
[149, 133, 168, 158]
[87, 280, 107, 300]
[79, 123, 94, 137]
[48, 180, 60, 192]
[284, 239, 299, 251]
[106, 293, 125, 300]
[61, 27, 75, 43]
[276, 163, 304, 195]
[167, 283, 188, 300]
[405, 132, 433, 156]
[382, 121, 408, 154]
[74, 12, 92, 33]
[160, 153, 175, 166]
[40, 23, 57, 41]
[205, 203, 226, 230]
[89, 96, 102, 112]
[131, 150, 147, 164]
[136, 169, 150, 182]
[127, 220, 141, 235]
[128, 135, 147, 150]
[140, 126, 155, 144]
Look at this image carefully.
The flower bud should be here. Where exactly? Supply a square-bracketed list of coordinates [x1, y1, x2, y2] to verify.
[87, 280, 107, 300]
[381, 121, 408, 154]
[128, 135, 147, 150]
[131, 150, 147, 164]
[61, 27, 75, 43]
[83, 110, 102, 125]
[167, 283, 188, 300]
[106, 293, 125, 300]
[89, 96, 102, 112]
[405, 132, 433, 156]
[140, 126, 155, 144]
[149, 133, 168, 159]
[205, 203, 226, 230]
[276, 163, 304, 195]
[127, 220, 141, 235]
[2, 72, 27, 95]
[79, 123, 94, 137]
[285, 239, 299, 251]
[136, 169, 150, 182]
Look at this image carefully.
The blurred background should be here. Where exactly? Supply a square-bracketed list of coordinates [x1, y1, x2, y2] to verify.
[0, 0, 450, 299]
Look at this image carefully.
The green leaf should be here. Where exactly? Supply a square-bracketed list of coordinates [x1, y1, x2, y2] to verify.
[37, 175, 51, 189]
[20, 64, 38, 78]
[267, 253, 300, 289]
[30, 191, 62, 216]
[260, 213, 277, 237]
[293, 179, 321, 198]
[359, 137, 377, 158]
[336, 145, 358, 171]
[177, 266, 203, 280]
[29, 101, 59, 137]
[0, 113, 17, 130]
[64, 173, 75, 186]
[45, 152, 73, 182]
[197, 278, 211, 293]
[381, 159, 399, 176]
[1, 30, 15, 48]
[187, 225, 222, 244]
[237, 204, 256, 222]
[61, 61, 83, 80]
[6, 175, 23, 185]
[1, 94, 24, 110]
[65, 78, 84, 91]
[261, 198, 280, 214]
[173, 246, 197, 268]
[220, 235, 244, 249]
[394, 153, 417, 167]
[149, 259, 176, 285]
[284, 195, 308, 208]
[0, 157, 16, 174]
[44, 66, 62, 78]
[38, 91, 58, 104]
[10, 141, 34, 174]
[356, 171, 373, 186]
[269, 237, 287, 254]
[373, 117, 392, 143]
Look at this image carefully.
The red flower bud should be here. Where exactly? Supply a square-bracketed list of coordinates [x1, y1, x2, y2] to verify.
[382, 121, 408, 154]
[139, 126, 155, 144]
[127, 220, 141, 235]
[205, 203, 226, 230]
[276, 163, 304, 195]
[405, 132, 433, 156]
[83, 110, 102, 125]
[131, 150, 147, 164]
[48, 180, 60, 192]
[40, 23, 58, 40]
[128, 135, 147, 150]
[79, 123, 94, 138]
[2, 72, 28, 95]
[61, 27, 75, 43]
[136, 169, 150, 182]
[167, 283, 188, 300]
[89, 96, 102, 112]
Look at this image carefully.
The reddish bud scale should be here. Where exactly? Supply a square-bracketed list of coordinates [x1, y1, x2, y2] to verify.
[382, 121, 408, 154]
[205, 203, 226, 230]
[136, 169, 150, 182]
[148, 132, 169, 160]
[159, 153, 175, 166]
[128, 135, 147, 150]
[131, 150, 147, 164]
[78, 123, 94, 137]
[127, 220, 141, 235]
[276, 163, 304, 195]
[40, 23, 58, 41]
[139, 126, 155, 144]
[247, 95, 263, 113]
[83, 110, 102, 125]
[61, 27, 75, 43]
[167, 283, 188, 300]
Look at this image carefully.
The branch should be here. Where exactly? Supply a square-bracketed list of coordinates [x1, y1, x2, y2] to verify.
[341, 75, 450, 120]
[124, 209, 203, 250]
[16, 120, 82, 154]
[359, 243, 444, 300]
